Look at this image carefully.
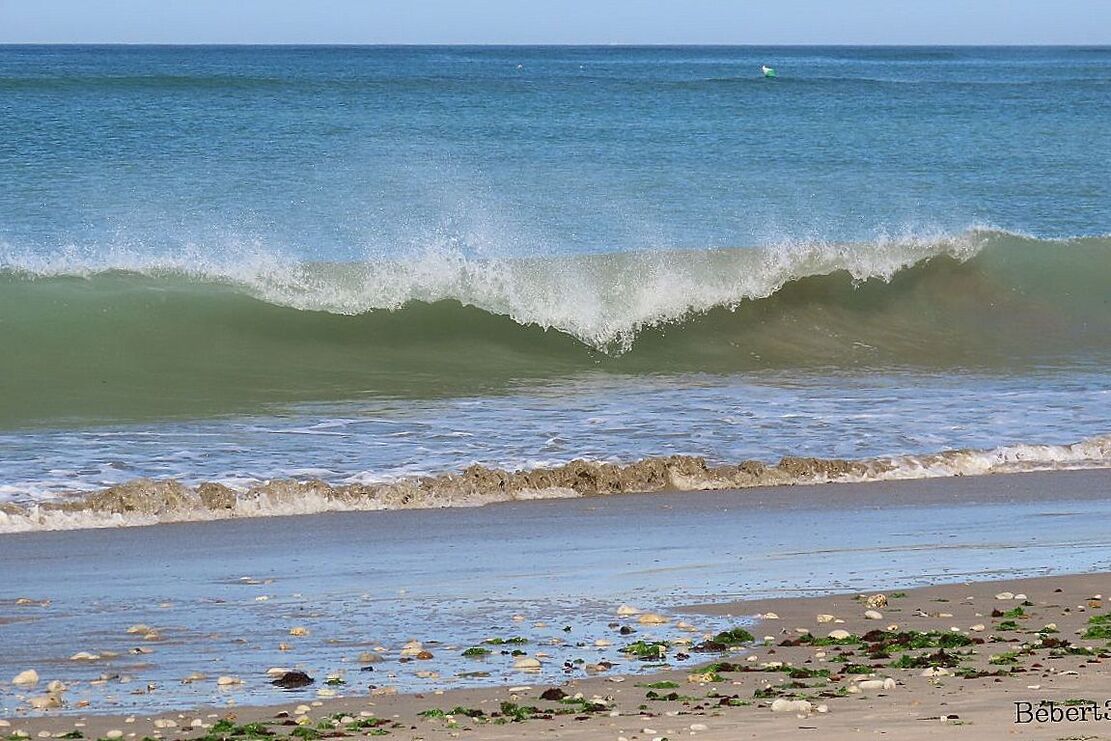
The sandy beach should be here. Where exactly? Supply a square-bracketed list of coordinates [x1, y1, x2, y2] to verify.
[3, 470, 1111, 738]
[6, 571, 1111, 739]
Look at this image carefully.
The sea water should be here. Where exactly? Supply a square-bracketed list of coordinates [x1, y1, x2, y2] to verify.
[1, 46, 1109, 528]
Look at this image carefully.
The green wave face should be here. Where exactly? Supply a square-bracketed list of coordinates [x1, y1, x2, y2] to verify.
[1, 231, 1108, 428]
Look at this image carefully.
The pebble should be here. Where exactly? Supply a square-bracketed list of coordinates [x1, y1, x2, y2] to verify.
[816, 614, 835, 623]
[12, 669, 39, 686]
[761, 612, 779, 619]
[771, 698, 812, 715]
[689, 723, 708, 731]
[864, 610, 883, 620]
[969, 624, 986, 632]
[637, 613, 668, 625]
[216, 676, 242, 686]
[687, 671, 718, 684]
[827, 629, 851, 640]
[863, 594, 887, 609]
[594, 639, 612, 647]
[616, 604, 640, 616]
[857, 678, 897, 690]
[288, 627, 310, 637]
[995, 591, 1015, 600]
[513, 657, 541, 670]
[105, 732, 123, 740]
[27, 695, 61, 710]
[69, 652, 99, 661]
[400, 641, 424, 657]
[152, 720, 176, 729]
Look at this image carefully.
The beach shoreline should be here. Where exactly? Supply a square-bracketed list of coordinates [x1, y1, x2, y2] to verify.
[6, 571, 1111, 739]
[2, 432, 1108, 534]
[2, 470, 1111, 738]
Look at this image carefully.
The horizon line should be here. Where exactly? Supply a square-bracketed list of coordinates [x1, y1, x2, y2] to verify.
[1, 42, 1108, 48]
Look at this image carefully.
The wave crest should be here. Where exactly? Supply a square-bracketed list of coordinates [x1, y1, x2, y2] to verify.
[1, 229, 1108, 426]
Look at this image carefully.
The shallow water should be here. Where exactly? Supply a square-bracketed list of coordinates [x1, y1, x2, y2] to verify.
[0, 471, 1109, 715]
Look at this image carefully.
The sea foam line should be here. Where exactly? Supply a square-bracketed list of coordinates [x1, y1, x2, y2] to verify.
[1, 433, 1107, 535]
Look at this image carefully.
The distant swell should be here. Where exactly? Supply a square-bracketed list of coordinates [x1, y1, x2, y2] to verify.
[1, 433, 1108, 534]
[1, 229, 1109, 426]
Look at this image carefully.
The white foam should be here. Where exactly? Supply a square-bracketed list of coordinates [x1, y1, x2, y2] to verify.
[1, 228, 998, 350]
[0, 433, 1106, 535]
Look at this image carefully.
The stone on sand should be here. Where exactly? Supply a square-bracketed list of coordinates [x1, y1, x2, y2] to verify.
[771, 698, 812, 715]
[27, 694, 62, 711]
[863, 594, 887, 609]
[271, 671, 314, 689]
[638, 612, 668, 625]
[12, 670, 39, 686]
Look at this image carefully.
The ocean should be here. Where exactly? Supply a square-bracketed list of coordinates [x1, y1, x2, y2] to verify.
[1, 45, 1108, 531]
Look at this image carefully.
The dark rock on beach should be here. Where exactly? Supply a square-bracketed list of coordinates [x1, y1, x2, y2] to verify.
[271, 671, 314, 689]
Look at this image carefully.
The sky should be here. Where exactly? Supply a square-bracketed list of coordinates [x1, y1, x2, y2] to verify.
[1, 0, 1109, 45]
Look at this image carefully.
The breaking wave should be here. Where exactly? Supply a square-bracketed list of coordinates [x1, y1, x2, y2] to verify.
[1, 434, 1108, 534]
[0, 229, 1108, 426]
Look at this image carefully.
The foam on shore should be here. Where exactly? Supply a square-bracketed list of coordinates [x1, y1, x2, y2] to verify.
[1, 434, 1107, 534]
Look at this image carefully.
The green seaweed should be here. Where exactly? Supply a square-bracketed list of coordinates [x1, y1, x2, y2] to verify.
[621, 640, 670, 659]
[711, 628, 755, 646]
[497, 702, 540, 722]
[462, 646, 492, 657]
[1083, 614, 1111, 639]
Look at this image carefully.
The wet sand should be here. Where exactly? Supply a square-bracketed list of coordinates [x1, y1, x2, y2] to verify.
[6, 572, 1111, 739]
[2, 469, 1111, 738]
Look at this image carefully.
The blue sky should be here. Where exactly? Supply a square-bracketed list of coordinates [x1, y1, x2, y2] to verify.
[1, 0, 1108, 45]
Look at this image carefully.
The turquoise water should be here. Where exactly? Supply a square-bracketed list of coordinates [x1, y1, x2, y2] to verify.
[0, 46, 1108, 521]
